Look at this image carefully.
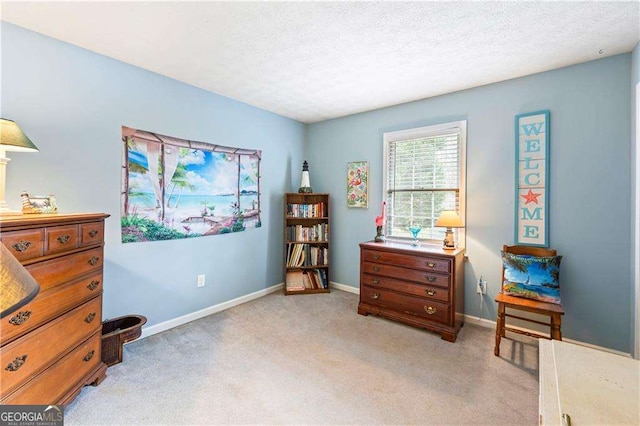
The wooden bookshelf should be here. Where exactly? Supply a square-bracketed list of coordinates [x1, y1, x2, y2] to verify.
[284, 193, 330, 295]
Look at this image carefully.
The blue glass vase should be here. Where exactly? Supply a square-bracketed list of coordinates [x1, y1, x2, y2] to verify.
[408, 225, 422, 246]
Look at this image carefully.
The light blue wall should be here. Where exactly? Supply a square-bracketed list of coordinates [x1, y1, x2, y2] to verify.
[307, 55, 633, 352]
[1, 23, 305, 327]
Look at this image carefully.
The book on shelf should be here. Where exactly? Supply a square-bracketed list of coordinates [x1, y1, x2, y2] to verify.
[286, 202, 326, 218]
[286, 223, 329, 242]
[318, 269, 328, 288]
[285, 271, 306, 292]
[286, 243, 305, 267]
[286, 269, 327, 291]
[286, 243, 329, 267]
[286, 243, 329, 268]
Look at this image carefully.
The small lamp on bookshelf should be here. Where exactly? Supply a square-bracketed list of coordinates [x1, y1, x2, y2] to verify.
[435, 210, 464, 250]
[298, 161, 313, 193]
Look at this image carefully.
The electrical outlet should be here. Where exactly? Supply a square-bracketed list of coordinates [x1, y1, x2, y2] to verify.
[477, 277, 487, 294]
[197, 274, 206, 288]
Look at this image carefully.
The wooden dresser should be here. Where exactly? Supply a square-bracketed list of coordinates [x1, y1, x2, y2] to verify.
[359, 241, 465, 342]
[0, 213, 109, 404]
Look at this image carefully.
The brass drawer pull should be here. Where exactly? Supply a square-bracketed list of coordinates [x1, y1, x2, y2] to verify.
[371, 293, 380, 300]
[424, 306, 437, 315]
[88, 256, 100, 266]
[426, 275, 437, 283]
[372, 279, 380, 285]
[87, 280, 100, 291]
[372, 266, 380, 272]
[89, 230, 98, 238]
[84, 312, 96, 323]
[57, 235, 70, 244]
[372, 254, 380, 260]
[83, 350, 95, 362]
[426, 261, 436, 268]
[426, 290, 436, 296]
[9, 311, 31, 326]
[5, 355, 27, 372]
[12, 241, 31, 252]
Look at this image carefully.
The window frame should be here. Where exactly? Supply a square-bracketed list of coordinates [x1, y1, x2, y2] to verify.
[382, 120, 467, 247]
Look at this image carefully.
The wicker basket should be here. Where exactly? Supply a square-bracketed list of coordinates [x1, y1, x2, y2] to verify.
[101, 315, 147, 366]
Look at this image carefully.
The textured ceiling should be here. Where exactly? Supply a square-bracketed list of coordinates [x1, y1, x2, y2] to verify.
[2, 1, 639, 123]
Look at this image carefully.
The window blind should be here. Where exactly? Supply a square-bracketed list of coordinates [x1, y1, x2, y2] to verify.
[384, 126, 464, 242]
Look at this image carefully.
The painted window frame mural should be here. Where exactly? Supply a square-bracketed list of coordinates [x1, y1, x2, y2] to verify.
[121, 126, 261, 243]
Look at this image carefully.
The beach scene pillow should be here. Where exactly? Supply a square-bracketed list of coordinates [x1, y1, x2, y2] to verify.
[501, 251, 562, 304]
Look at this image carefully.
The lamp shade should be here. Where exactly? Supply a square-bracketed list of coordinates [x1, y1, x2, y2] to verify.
[0, 119, 39, 152]
[0, 243, 40, 318]
[436, 210, 464, 228]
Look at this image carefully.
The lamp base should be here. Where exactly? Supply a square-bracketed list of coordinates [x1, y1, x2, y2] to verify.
[442, 228, 456, 250]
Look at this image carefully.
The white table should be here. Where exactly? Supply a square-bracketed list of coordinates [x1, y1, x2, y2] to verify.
[539, 340, 639, 425]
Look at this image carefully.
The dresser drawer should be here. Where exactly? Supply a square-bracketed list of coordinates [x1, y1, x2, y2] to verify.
[361, 285, 450, 324]
[1, 229, 45, 261]
[26, 247, 103, 292]
[362, 249, 451, 273]
[45, 225, 79, 255]
[0, 272, 103, 345]
[80, 221, 104, 247]
[1, 331, 101, 405]
[0, 297, 102, 395]
[362, 261, 450, 288]
[362, 274, 449, 303]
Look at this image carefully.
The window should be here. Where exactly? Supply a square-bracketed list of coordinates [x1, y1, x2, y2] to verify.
[383, 120, 466, 246]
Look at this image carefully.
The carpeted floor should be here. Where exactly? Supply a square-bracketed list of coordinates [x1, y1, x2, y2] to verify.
[65, 289, 539, 425]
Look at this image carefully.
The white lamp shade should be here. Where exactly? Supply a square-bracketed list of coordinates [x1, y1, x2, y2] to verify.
[436, 210, 464, 228]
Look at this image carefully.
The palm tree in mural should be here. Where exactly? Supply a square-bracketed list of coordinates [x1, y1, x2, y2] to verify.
[124, 136, 152, 215]
[166, 162, 195, 208]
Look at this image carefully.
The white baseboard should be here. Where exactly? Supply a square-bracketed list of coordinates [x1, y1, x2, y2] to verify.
[330, 281, 359, 294]
[139, 282, 284, 340]
[464, 314, 632, 358]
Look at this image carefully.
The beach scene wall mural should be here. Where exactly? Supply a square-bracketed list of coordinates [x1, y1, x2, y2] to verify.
[121, 126, 261, 243]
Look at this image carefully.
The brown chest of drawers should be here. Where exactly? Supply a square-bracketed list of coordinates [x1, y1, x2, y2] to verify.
[358, 241, 465, 342]
[0, 213, 109, 404]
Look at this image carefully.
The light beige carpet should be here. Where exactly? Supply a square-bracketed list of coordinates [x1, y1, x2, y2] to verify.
[65, 289, 539, 425]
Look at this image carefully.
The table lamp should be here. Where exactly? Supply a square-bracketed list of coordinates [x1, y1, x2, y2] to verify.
[435, 210, 464, 250]
[0, 119, 39, 214]
[0, 243, 40, 319]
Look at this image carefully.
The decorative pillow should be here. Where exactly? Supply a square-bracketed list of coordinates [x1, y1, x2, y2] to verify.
[501, 251, 562, 304]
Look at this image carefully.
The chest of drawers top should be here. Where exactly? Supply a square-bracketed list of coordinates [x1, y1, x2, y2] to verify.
[0, 213, 109, 263]
[0, 213, 109, 342]
[360, 241, 463, 262]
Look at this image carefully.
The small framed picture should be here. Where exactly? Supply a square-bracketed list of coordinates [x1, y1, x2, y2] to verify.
[21, 192, 58, 214]
[347, 161, 368, 208]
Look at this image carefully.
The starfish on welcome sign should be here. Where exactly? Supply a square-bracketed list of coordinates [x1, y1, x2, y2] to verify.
[521, 189, 542, 204]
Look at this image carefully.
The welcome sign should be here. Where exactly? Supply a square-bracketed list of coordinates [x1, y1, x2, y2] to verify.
[515, 110, 549, 247]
